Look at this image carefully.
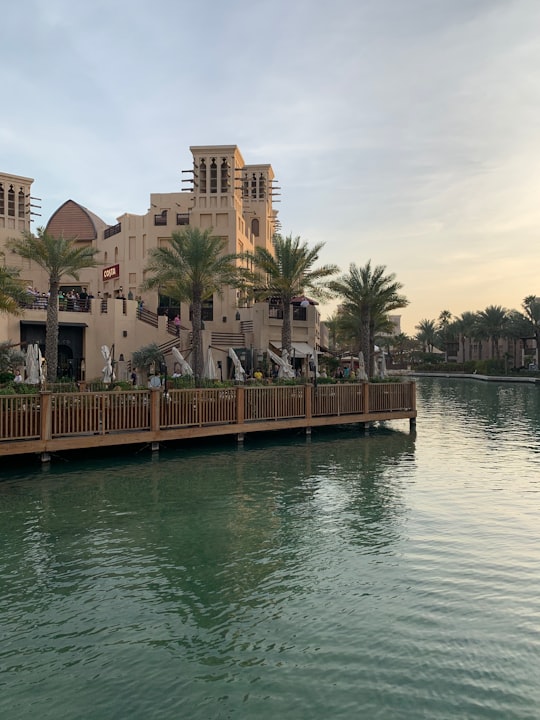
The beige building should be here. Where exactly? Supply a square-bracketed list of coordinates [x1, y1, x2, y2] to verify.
[1, 145, 323, 381]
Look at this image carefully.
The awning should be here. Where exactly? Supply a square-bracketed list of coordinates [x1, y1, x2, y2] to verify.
[270, 341, 315, 358]
[20, 320, 89, 327]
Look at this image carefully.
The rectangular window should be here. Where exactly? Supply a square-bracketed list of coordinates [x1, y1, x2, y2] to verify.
[154, 210, 167, 226]
[0, 184, 4, 215]
[176, 213, 189, 225]
[18, 189, 25, 218]
[129, 236, 136, 260]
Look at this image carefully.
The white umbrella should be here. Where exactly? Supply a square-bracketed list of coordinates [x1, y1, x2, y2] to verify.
[203, 347, 217, 380]
[379, 351, 387, 379]
[357, 351, 368, 381]
[101, 345, 115, 384]
[171, 346, 193, 376]
[267, 348, 295, 379]
[228, 348, 246, 382]
[25, 344, 40, 384]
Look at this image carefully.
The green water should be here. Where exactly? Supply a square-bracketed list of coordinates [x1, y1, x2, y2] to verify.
[1, 378, 540, 719]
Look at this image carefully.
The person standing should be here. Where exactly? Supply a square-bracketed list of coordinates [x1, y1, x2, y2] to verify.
[173, 314, 181, 336]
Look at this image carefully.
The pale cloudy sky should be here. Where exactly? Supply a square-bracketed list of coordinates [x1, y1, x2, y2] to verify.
[2, 0, 540, 333]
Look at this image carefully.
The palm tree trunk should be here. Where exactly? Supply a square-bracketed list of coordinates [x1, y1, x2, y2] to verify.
[46, 280, 59, 381]
[361, 310, 370, 377]
[281, 298, 292, 356]
[191, 297, 204, 383]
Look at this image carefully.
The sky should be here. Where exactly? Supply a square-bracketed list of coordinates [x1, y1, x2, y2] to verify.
[2, 0, 540, 334]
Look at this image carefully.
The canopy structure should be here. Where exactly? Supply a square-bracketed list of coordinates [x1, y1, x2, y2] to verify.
[172, 346, 193, 376]
[228, 347, 246, 382]
[270, 341, 315, 359]
[101, 345, 115, 384]
[267, 348, 295, 379]
[203, 347, 217, 380]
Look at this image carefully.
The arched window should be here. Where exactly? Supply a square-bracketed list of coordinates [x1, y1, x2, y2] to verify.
[199, 159, 207, 193]
[220, 158, 229, 193]
[251, 218, 259, 237]
[210, 158, 217, 193]
[18, 188, 25, 218]
[8, 185, 15, 216]
[114, 246, 119, 263]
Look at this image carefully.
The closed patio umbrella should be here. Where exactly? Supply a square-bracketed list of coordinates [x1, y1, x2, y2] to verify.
[203, 347, 217, 380]
[171, 346, 193, 376]
[101, 345, 115, 384]
[267, 348, 295, 379]
[228, 348, 246, 382]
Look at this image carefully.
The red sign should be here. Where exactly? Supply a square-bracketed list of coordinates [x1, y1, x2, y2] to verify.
[102, 264, 120, 281]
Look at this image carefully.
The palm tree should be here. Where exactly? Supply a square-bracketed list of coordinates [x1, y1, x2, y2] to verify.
[0, 263, 27, 315]
[329, 261, 408, 377]
[8, 228, 100, 381]
[453, 311, 478, 362]
[522, 296, 540, 365]
[476, 305, 509, 360]
[415, 319, 437, 353]
[142, 227, 247, 382]
[249, 233, 339, 356]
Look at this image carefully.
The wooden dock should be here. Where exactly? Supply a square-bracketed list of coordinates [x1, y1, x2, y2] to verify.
[0, 382, 417, 460]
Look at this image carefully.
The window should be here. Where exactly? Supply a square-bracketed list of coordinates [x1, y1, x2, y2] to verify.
[18, 188, 25, 218]
[251, 173, 257, 199]
[199, 158, 207, 193]
[210, 158, 217, 194]
[8, 185, 15, 216]
[0, 183, 4, 215]
[154, 210, 167, 226]
[176, 213, 189, 225]
[220, 158, 229, 193]
[190, 297, 214, 322]
[259, 173, 266, 199]
[251, 218, 259, 237]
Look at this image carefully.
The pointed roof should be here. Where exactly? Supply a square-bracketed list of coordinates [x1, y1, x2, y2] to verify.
[45, 199, 108, 242]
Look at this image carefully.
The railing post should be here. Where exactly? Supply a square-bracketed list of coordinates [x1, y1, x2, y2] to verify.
[40, 391, 52, 441]
[236, 386, 245, 425]
[305, 384, 312, 422]
[150, 389, 161, 433]
[362, 382, 370, 413]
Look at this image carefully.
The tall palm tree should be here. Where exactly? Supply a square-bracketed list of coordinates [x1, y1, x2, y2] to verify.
[8, 228, 100, 381]
[476, 305, 509, 360]
[522, 296, 540, 364]
[0, 263, 27, 315]
[415, 319, 437, 353]
[329, 261, 408, 377]
[142, 227, 247, 382]
[454, 311, 478, 362]
[249, 234, 339, 356]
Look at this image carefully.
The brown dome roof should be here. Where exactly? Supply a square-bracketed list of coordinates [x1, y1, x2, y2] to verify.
[46, 199, 107, 242]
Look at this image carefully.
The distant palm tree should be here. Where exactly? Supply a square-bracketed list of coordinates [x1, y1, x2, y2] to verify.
[249, 233, 338, 356]
[0, 262, 27, 315]
[453, 311, 478, 362]
[522, 296, 540, 364]
[329, 261, 408, 377]
[8, 228, 100, 381]
[476, 305, 509, 360]
[143, 227, 247, 381]
[415, 319, 437, 353]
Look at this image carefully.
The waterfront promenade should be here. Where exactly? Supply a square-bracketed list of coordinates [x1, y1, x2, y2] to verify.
[0, 381, 416, 460]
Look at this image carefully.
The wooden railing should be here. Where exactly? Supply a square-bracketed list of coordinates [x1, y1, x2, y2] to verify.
[0, 382, 416, 453]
